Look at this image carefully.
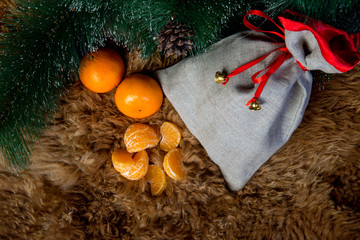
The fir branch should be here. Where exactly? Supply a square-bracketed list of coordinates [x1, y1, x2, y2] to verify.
[258, 0, 360, 33]
[65, 0, 246, 57]
[173, 0, 246, 54]
[107, 0, 173, 57]
[64, 0, 174, 57]
[0, 0, 80, 168]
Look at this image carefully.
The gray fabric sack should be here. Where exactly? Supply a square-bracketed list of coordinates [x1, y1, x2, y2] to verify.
[155, 16, 360, 191]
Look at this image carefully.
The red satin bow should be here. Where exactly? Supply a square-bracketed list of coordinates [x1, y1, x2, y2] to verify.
[221, 10, 307, 107]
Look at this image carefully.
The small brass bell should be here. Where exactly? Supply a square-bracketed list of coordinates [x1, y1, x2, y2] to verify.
[215, 71, 227, 84]
[249, 98, 261, 111]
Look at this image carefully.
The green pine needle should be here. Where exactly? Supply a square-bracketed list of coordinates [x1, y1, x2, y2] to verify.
[259, 0, 360, 33]
[0, 0, 80, 169]
[174, 0, 246, 54]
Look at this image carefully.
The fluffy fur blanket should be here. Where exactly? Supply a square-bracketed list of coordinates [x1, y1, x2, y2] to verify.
[1, 3, 360, 238]
[1, 50, 360, 239]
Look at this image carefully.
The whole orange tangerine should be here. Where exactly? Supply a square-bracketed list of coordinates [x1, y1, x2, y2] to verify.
[79, 48, 125, 93]
[114, 74, 163, 119]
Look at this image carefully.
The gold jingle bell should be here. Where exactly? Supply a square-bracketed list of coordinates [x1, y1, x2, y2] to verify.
[215, 71, 227, 84]
[249, 98, 261, 111]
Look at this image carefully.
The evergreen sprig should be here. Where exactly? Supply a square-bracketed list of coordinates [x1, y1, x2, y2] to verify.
[0, 0, 245, 169]
[258, 0, 360, 33]
[168, 0, 246, 53]
[0, 0, 80, 169]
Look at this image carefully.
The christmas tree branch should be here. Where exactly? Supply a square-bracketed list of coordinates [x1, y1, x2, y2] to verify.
[173, 0, 246, 53]
[0, 0, 79, 169]
[259, 0, 360, 33]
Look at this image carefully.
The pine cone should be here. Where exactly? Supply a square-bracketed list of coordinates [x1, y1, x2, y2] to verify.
[157, 22, 193, 59]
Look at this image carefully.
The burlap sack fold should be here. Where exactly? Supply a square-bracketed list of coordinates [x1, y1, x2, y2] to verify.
[155, 11, 360, 191]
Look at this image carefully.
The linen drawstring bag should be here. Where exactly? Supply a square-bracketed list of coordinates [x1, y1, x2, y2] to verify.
[155, 10, 360, 191]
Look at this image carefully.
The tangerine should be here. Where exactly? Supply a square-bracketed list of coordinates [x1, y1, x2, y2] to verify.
[115, 74, 163, 119]
[145, 165, 167, 196]
[163, 148, 185, 180]
[79, 48, 125, 93]
[160, 122, 181, 151]
[124, 123, 160, 153]
[112, 149, 149, 180]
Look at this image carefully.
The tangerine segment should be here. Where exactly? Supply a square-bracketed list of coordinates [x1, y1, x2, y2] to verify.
[112, 149, 149, 180]
[124, 123, 160, 153]
[115, 74, 163, 119]
[79, 48, 125, 93]
[145, 165, 167, 196]
[160, 122, 181, 151]
[163, 148, 185, 180]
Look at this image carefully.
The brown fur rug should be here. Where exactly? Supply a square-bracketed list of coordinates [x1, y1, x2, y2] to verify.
[1, 51, 360, 239]
[1, 3, 360, 238]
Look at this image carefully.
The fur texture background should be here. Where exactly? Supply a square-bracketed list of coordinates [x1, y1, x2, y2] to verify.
[1, 3, 360, 238]
[1, 51, 360, 239]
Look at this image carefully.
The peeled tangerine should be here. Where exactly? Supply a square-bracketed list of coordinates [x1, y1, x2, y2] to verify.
[160, 122, 181, 151]
[163, 148, 185, 180]
[112, 149, 149, 180]
[145, 165, 167, 196]
[124, 123, 160, 153]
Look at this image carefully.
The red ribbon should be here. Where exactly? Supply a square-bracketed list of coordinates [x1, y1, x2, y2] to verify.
[221, 10, 307, 107]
